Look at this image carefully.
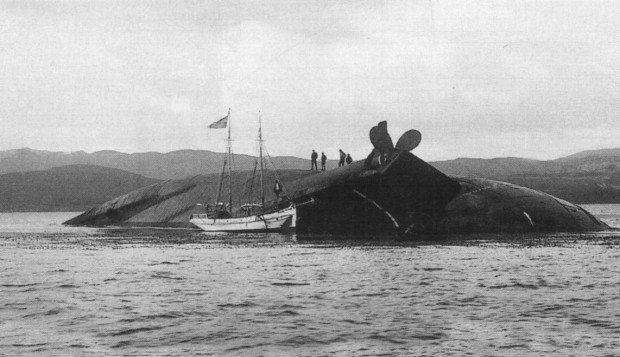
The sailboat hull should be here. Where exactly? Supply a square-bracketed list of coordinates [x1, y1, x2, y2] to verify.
[190, 206, 296, 232]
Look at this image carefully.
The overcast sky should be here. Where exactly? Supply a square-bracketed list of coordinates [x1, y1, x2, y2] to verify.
[1, 0, 618, 161]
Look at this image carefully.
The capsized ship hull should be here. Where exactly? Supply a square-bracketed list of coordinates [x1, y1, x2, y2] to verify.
[275, 150, 608, 235]
[283, 150, 461, 235]
[63, 121, 610, 236]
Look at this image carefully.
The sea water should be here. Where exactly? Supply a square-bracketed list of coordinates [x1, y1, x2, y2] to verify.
[0, 206, 618, 356]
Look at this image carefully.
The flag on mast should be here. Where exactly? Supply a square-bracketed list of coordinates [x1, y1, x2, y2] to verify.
[208, 115, 228, 129]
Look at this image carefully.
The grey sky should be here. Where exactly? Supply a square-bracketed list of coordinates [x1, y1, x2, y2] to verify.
[1, 0, 618, 161]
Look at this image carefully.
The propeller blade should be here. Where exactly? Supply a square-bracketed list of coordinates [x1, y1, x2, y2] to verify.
[395, 129, 422, 151]
[369, 121, 394, 153]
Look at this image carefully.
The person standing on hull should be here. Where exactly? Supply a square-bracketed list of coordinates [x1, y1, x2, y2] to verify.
[338, 149, 346, 167]
[346, 153, 353, 165]
[321, 152, 327, 171]
[273, 179, 283, 201]
[310, 150, 318, 170]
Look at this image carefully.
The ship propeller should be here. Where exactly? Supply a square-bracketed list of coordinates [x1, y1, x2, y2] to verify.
[395, 129, 422, 151]
[369, 121, 394, 153]
[369, 121, 422, 153]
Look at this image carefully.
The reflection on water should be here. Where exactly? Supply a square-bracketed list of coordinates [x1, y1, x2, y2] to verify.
[0, 208, 619, 356]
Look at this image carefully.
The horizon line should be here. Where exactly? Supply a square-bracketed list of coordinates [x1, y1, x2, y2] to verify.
[2, 146, 619, 163]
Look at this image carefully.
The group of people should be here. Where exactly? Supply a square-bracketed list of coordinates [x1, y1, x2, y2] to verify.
[310, 149, 352, 171]
[273, 149, 353, 201]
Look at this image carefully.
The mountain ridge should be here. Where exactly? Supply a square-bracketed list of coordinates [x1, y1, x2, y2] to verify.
[1, 147, 618, 180]
[0, 164, 160, 212]
[0, 148, 341, 179]
[1, 144, 619, 212]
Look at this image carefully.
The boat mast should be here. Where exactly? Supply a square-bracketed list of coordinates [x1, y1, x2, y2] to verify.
[227, 108, 232, 212]
[258, 111, 265, 211]
[215, 158, 227, 212]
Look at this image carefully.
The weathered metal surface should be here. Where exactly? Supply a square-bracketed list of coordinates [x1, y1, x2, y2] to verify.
[437, 177, 607, 234]
[285, 150, 462, 235]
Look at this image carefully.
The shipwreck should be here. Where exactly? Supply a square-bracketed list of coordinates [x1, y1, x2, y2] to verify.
[64, 122, 609, 235]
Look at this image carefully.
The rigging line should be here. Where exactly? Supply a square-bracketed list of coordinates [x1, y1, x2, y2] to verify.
[258, 111, 266, 211]
[263, 143, 291, 200]
[228, 140, 236, 173]
[249, 160, 258, 203]
[215, 158, 228, 217]
[242, 159, 258, 203]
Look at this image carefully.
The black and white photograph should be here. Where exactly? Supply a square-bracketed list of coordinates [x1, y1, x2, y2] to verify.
[1, 1, 619, 355]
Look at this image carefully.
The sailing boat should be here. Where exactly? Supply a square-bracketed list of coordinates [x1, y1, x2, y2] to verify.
[190, 110, 296, 232]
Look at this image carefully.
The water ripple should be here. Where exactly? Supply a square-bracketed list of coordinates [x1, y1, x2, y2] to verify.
[0, 210, 619, 356]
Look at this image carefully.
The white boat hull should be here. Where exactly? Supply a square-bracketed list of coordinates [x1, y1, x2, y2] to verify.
[190, 206, 296, 232]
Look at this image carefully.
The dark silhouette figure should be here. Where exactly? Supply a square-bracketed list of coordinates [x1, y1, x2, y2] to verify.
[311, 150, 318, 170]
[321, 152, 327, 171]
[339, 149, 346, 167]
[273, 179, 283, 200]
[346, 153, 353, 165]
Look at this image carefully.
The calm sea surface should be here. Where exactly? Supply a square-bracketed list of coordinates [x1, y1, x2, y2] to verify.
[1, 205, 619, 356]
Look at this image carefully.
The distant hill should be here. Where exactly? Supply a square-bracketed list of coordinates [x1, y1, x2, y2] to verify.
[0, 147, 618, 209]
[0, 165, 160, 212]
[430, 157, 555, 177]
[0, 148, 339, 180]
[432, 148, 620, 176]
[557, 148, 620, 161]
[2, 147, 617, 181]
[552, 148, 620, 173]
[431, 148, 620, 203]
